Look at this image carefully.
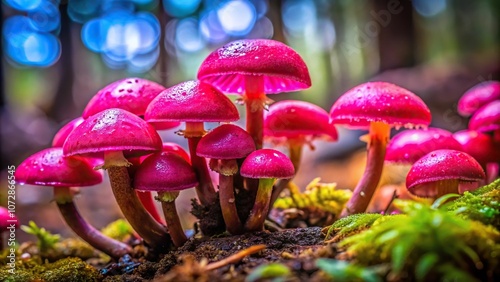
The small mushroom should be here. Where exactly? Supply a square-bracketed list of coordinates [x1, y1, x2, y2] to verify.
[197, 124, 256, 234]
[406, 149, 485, 199]
[330, 82, 431, 217]
[0, 206, 18, 251]
[15, 148, 131, 259]
[469, 100, 500, 142]
[198, 39, 311, 149]
[240, 149, 294, 231]
[63, 108, 171, 251]
[145, 80, 239, 206]
[264, 100, 338, 205]
[134, 152, 198, 247]
[458, 80, 500, 117]
[52, 117, 84, 147]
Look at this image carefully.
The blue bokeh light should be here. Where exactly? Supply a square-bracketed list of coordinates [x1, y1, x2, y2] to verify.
[28, 1, 61, 32]
[163, 0, 202, 18]
[217, 0, 257, 36]
[67, 0, 101, 24]
[4, 0, 43, 11]
[81, 18, 111, 52]
[5, 31, 61, 67]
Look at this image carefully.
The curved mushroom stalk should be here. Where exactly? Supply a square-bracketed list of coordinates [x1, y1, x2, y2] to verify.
[244, 178, 275, 231]
[245, 75, 266, 149]
[54, 187, 132, 259]
[157, 191, 187, 247]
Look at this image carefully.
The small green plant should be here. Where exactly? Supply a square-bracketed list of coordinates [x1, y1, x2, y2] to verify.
[21, 221, 60, 254]
[338, 197, 500, 281]
[324, 213, 383, 242]
[274, 178, 352, 224]
[101, 219, 134, 241]
[316, 259, 384, 282]
[245, 263, 291, 282]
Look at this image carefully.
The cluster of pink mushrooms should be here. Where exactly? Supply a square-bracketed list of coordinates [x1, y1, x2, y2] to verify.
[12, 38, 500, 259]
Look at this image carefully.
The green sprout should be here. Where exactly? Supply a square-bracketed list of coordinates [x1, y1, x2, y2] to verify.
[245, 263, 291, 282]
[316, 259, 383, 282]
[337, 198, 500, 281]
[21, 221, 60, 254]
[100, 219, 134, 241]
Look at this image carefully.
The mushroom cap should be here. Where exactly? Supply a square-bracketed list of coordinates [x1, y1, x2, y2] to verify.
[385, 128, 463, 164]
[453, 130, 500, 166]
[16, 148, 102, 187]
[406, 149, 485, 195]
[240, 149, 295, 179]
[134, 152, 198, 192]
[0, 206, 18, 229]
[52, 117, 84, 147]
[264, 100, 338, 142]
[330, 82, 431, 129]
[63, 108, 162, 158]
[161, 142, 190, 163]
[469, 100, 500, 133]
[83, 78, 165, 118]
[145, 80, 239, 123]
[458, 81, 500, 117]
[197, 39, 311, 94]
[197, 124, 255, 159]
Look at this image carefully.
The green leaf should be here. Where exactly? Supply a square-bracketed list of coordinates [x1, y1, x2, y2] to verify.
[245, 263, 290, 282]
[432, 194, 460, 210]
[391, 238, 414, 273]
[415, 253, 439, 281]
[316, 259, 382, 282]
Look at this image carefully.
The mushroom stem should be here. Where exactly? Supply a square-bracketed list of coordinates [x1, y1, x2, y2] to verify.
[53, 187, 132, 259]
[157, 191, 187, 247]
[245, 178, 276, 231]
[244, 75, 266, 150]
[218, 163, 244, 234]
[186, 122, 216, 206]
[340, 122, 390, 217]
[136, 191, 164, 224]
[435, 179, 460, 198]
[105, 151, 172, 252]
[486, 163, 499, 183]
[270, 143, 303, 207]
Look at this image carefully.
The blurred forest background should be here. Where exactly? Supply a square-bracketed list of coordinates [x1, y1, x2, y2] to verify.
[1, 0, 499, 241]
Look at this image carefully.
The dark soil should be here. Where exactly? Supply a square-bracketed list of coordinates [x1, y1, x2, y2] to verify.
[102, 227, 330, 282]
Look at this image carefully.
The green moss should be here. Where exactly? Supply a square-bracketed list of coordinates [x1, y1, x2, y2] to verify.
[325, 213, 383, 241]
[0, 257, 101, 282]
[446, 180, 500, 228]
[274, 178, 352, 218]
[338, 199, 500, 281]
[101, 219, 134, 241]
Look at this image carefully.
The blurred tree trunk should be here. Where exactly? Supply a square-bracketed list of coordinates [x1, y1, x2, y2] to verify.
[268, 0, 286, 43]
[373, 0, 416, 71]
[47, 4, 76, 121]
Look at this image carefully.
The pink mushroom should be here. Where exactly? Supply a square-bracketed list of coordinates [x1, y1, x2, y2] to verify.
[63, 108, 171, 251]
[264, 100, 338, 205]
[458, 81, 500, 117]
[240, 149, 294, 231]
[386, 128, 463, 164]
[145, 80, 239, 206]
[52, 117, 84, 147]
[453, 130, 500, 183]
[406, 149, 485, 199]
[198, 39, 311, 149]
[82, 77, 179, 130]
[330, 82, 431, 217]
[0, 206, 18, 251]
[15, 148, 131, 259]
[197, 124, 256, 234]
[469, 100, 500, 141]
[134, 152, 198, 247]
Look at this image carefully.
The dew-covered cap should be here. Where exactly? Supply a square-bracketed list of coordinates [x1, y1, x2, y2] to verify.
[453, 130, 500, 166]
[458, 81, 500, 117]
[197, 124, 255, 159]
[330, 82, 431, 129]
[197, 39, 311, 94]
[16, 148, 102, 187]
[134, 152, 198, 192]
[145, 80, 239, 123]
[240, 149, 295, 179]
[469, 100, 500, 133]
[63, 108, 162, 158]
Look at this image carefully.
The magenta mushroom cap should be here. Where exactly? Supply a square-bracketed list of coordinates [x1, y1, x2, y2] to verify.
[16, 148, 102, 187]
[453, 130, 500, 166]
[134, 152, 198, 192]
[139, 142, 191, 163]
[197, 124, 255, 159]
[469, 100, 500, 133]
[406, 149, 485, 194]
[0, 206, 18, 229]
[82, 78, 166, 118]
[52, 117, 84, 147]
[330, 82, 431, 129]
[264, 100, 338, 142]
[385, 128, 463, 164]
[197, 39, 311, 94]
[145, 80, 239, 123]
[63, 108, 162, 158]
[458, 81, 500, 117]
[240, 149, 295, 179]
